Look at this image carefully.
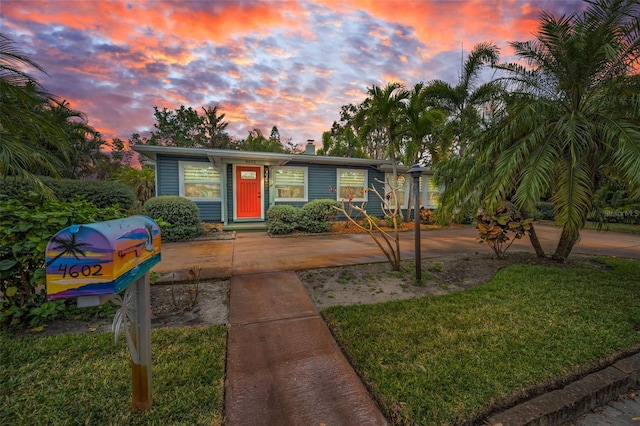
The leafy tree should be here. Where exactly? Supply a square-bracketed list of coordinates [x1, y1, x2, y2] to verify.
[424, 42, 501, 156]
[318, 104, 368, 158]
[0, 33, 67, 186]
[40, 99, 109, 179]
[237, 128, 287, 152]
[148, 105, 203, 147]
[201, 104, 233, 149]
[400, 82, 447, 220]
[444, 0, 640, 262]
[113, 165, 156, 208]
[359, 82, 410, 171]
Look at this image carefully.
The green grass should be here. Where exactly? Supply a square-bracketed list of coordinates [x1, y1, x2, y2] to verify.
[1, 325, 226, 426]
[584, 221, 640, 234]
[323, 257, 640, 425]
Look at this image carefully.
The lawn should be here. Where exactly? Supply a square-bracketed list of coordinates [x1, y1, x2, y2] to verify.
[1, 325, 226, 426]
[584, 221, 640, 234]
[323, 256, 640, 425]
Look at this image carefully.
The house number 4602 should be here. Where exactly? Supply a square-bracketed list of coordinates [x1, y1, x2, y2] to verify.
[58, 264, 103, 278]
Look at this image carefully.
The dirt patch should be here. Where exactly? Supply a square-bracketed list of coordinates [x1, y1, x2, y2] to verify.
[21, 251, 604, 338]
[297, 252, 578, 310]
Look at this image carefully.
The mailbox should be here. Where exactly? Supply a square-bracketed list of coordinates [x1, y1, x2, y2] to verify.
[45, 215, 161, 302]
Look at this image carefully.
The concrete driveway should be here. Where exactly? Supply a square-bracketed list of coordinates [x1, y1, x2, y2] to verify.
[154, 224, 640, 281]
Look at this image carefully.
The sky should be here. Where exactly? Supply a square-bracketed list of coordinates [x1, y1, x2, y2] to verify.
[1, 0, 586, 148]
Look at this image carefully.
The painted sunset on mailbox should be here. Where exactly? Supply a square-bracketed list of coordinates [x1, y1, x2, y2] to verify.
[46, 216, 161, 300]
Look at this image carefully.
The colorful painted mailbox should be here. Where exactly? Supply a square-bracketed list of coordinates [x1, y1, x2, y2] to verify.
[46, 215, 161, 305]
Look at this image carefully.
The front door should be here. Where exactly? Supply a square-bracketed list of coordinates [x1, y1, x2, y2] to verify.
[235, 166, 262, 219]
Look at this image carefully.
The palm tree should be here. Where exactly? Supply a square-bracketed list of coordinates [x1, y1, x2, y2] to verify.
[0, 33, 67, 185]
[424, 42, 501, 156]
[484, 0, 640, 261]
[401, 82, 447, 220]
[359, 82, 409, 174]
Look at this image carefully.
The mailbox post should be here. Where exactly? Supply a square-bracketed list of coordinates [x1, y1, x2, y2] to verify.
[45, 215, 161, 411]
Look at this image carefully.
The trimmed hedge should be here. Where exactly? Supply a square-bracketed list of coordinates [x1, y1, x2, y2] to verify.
[143, 196, 203, 242]
[266, 205, 299, 235]
[267, 199, 340, 235]
[0, 176, 136, 210]
[298, 199, 340, 233]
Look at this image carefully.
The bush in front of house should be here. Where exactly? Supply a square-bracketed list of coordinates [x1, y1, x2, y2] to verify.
[0, 176, 136, 211]
[534, 202, 555, 221]
[297, 199, 340, 233]
[143, 196, 203, 242]
[266, 205, 299, 235]
[0, 195, 125, 328]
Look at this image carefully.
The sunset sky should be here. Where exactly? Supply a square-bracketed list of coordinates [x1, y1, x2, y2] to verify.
[1, 0, 585, 148]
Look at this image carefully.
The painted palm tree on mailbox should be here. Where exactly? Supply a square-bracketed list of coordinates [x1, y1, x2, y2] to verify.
[45, 233, 91, 267]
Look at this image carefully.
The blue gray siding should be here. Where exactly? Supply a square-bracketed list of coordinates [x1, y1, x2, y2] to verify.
[273, 162, 387, 217]
[156, 154, 222, 222]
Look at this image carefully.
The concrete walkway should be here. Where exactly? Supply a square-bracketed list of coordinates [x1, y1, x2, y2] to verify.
[153, 224, 640, 425]
[225, 271, 387, 425]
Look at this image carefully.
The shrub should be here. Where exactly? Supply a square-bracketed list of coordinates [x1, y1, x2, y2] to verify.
[267, 205, 299, 235]
[476, 204, 532, 259]
[0, 195, 125, 327]
[143, 196, 203, 242]
[297, 199, 340, 233]
[420, 208, 437, 225]
[534, 202, 555, 221]
[0, 176, 136, 210]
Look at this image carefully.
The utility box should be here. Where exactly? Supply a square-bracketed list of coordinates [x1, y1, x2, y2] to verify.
[45, 215, 161, 306]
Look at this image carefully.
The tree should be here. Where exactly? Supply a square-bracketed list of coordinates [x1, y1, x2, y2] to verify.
[359, 82, 409, 173]
[40, 99, 109, 179]
[424, 42, 501, 156]
[237, 128, 287, 152]
[201, 104, 233, 149]
[148, 106, 203, 147]
[484, 0, 640, 261]
[113, 166, 155, 207]
[400, 82, 447, 220]
[318, 104, 368, 158]
[0, 33, 67, 185]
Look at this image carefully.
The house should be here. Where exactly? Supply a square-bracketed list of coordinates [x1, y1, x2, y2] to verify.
[133, 142, 441, 226]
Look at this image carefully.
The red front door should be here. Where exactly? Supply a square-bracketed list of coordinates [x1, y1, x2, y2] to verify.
[236, 166, 262, 219]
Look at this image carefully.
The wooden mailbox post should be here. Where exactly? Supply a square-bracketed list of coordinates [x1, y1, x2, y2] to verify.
[45, 215, 161, 411]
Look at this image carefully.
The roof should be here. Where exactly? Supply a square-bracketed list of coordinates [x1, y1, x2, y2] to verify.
[133, 145, 432, 174]
[133, 145, 394, 169]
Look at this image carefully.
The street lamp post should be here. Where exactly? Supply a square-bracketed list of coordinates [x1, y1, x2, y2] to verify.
[408, 164, 426, 282]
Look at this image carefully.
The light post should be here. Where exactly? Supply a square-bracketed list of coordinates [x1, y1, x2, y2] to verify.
[408, 164, 426, 282]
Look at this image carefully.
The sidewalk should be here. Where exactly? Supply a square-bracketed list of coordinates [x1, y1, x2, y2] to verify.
[153, 224, 640, 424]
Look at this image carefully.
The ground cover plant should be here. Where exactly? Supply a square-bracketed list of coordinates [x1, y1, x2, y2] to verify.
[1, 325, 226, 425]
[322, 257, 640, 425]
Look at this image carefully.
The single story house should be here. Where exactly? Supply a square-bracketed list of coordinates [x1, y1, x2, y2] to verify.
[134, 142, 442, 226]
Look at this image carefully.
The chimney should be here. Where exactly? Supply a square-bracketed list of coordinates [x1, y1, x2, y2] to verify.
[305, 139, 316, 155]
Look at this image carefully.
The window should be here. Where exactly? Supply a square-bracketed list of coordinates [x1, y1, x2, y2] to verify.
[337, 169, 368, 202]
[179, 161, 221, 200]
[384, 174, 407, 208]
[274, 167, 307, 201]
[424, 176, 441, 208]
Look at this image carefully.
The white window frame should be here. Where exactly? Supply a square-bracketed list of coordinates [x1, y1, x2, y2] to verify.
[179, 161, 222, 201]
[384, 173, 408, 208]
[336, 168, 368, 202]
[421, 176, 441, 209]
[274, 166, 308, 202]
